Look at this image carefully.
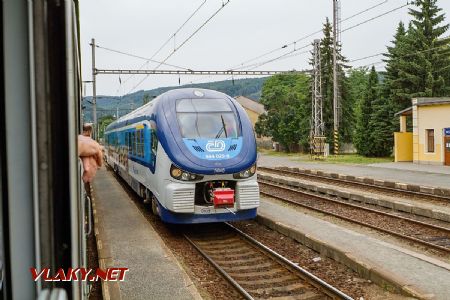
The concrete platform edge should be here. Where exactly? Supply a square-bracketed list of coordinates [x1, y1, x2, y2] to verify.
[259, 173, 450, 223]
[91, 186, 122, 300]
[278, 166, 450, 198]
[255, 214, 433, 299]
[130, 198, 203, 300]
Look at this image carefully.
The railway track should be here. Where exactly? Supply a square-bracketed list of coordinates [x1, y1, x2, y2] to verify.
[184, 223, 352, 300]
[258, 166, 450, 206]
[258, 179, 450, 254]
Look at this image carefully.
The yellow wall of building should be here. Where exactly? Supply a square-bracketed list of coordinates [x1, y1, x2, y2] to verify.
[244, 108, 259, 129]
[394, 132, 413, 162]
[415, 104, 450, 164]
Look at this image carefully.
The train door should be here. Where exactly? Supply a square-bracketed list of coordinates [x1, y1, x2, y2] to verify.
[445, 136, 450, 166]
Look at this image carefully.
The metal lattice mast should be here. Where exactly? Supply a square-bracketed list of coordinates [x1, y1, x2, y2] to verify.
[333, 0, 341, 155]
[312, 39, 323, 137]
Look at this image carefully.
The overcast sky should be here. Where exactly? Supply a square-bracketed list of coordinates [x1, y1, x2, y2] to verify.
[80, 0, 450, 97]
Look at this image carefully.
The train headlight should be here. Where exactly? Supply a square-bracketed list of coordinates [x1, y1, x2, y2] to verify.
[170, 164, 203, 181]
[233, 164, 257, 179]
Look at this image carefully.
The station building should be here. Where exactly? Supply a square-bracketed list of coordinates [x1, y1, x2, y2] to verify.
[394, 97, 450, 166]
[234, 96, 266, 128]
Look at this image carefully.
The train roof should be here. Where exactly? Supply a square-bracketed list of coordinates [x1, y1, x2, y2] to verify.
[106, 88, 234, 131]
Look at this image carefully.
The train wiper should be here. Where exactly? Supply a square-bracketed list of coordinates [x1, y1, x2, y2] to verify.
[215, 115, 228, 139]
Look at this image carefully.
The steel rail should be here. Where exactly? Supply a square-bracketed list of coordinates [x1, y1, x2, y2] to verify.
[185, 225, 352, 300]
[259, 180, 450, 254]
[258, 177, 450, 233]
[258, 166, 450, 202]
[183, 234, 254, 300]
[224, 223, 353, 300]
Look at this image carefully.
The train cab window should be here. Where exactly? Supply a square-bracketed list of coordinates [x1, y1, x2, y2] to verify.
[176, 98, 239, 139]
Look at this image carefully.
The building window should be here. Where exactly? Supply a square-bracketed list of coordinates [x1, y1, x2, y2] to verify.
[426, 129, 434, 153]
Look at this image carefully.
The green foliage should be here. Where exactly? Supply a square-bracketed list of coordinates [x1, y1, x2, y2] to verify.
[353, 67, 395, 157]
[354, 67, 378, 156]
[258, 74, 311, 152]
[315, 18, 353, 147]
[383, 0, 450, 110]
[98, 115, 115, 139]
[368, 97, 395, 157]
[347, 67, 369, 109]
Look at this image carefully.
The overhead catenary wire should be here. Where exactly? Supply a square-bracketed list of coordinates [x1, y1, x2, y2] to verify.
[351, 40, 450, 68]
[127, 0, 231, 95]
[342, 2, 410, 33]
[120, 0, 208, 86]
[226, 0, 391, 71]
[95, 45, 191, 70]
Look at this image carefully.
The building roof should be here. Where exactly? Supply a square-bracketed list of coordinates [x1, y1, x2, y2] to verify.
[414, 97, 450, 106]
[394, 107, 412, 117]
[234, 96, 266, 115]
[395, 97, 450, 116]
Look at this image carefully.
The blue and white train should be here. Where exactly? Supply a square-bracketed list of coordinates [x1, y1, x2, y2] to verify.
[104, 88, 259, 224]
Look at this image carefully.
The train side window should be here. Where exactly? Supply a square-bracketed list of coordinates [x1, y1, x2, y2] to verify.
[151, 129, 158, 166]
[131, 131, 134, 155]
[141, 130, 144, 158]
[137, 130, 142, 157]
[128, 132, 131, 153]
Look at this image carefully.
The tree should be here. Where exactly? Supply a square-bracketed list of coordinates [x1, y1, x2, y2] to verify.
[384, 0, 450, 105]
[258, 74, 311, 152]
[98, 115, 115, 139]
[407, 0, 450, 97]
[368, 96, 395, 157]
[354, 67, 378, 156]
[383, 22, 410, 111]
[347, 67, 369, 110]
[314, 18, 353, 149]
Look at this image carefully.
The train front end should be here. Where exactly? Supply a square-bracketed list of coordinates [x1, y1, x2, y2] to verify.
[155, 89, 259, 224]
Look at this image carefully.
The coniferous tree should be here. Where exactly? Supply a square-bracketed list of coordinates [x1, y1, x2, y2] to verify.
[407, 0, 450, 97]
[383, 0, 450, 109]
[354, 66, 378, 156]
[383, 22, 409, 111]
[315, 18, 352, 149]
[368, 95, 395, 157]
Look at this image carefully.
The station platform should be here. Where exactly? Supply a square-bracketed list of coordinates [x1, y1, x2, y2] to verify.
[258, 171, 450, 222]
[91, 167, 201, 300]
[258, 153, 450, 189]
[257, 197, 450, 300]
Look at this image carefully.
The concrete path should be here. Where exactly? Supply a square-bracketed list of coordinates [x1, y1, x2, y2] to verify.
[257, 197, 450, 299]
[258, 153, 450, 189]
[92, 167, 201, 300]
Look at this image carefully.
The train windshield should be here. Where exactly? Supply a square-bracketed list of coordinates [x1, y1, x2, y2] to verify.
[176, 98, 239, 139]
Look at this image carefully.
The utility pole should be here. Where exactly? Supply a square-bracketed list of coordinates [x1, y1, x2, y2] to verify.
[311, 39, 325, 159]
[91, 38, 97, 140]
[333, 0, 341, 155]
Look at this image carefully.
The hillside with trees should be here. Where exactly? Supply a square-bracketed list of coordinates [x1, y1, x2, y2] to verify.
[82, 77, 268, 121]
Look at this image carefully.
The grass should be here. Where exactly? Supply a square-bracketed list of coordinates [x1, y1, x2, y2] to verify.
[258, 149, 394, 165]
